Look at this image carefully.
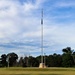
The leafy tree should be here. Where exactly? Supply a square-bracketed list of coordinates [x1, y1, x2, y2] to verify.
[28, 56, 39, 67]
[62, 47, 73, 54]
[7, 52, 18, 67]
[18, 57, 24, 67]
[46, 53, 62, 67]
[36, 56, 41, 63]
[62, 54, 74, 67]
[22, 56, 28, 67]
[62, 47, 74, 67]
[1, 54, 7, 67]
[72, 52, 75, 65]
[53, 53, 62, 67]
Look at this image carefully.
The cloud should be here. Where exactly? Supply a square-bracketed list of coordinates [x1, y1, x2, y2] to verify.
[21, 0, 45, 12]
[0, 0, 75, 56]
[0, 0, 46, 56]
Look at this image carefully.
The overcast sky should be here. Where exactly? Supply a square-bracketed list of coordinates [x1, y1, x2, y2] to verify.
[0, 0, 75, 57]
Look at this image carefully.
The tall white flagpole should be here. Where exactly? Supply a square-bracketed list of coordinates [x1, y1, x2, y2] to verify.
[41, 9, 43, 64]
[39, 9, 46, 68]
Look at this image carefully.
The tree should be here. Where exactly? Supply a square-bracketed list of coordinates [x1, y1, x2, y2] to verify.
[53, 53, 62, 67]
[23, 56, 29, 67]
[18, 57, 24, 67]
[62, 47, 74, 67]
[46, 53, 62, 67]
[62, 47, 73, 54]
[72, 52, 75, 65]
[62, 54, 74, 67]
[1, 54, 7, 67]
[7, 52, 18, 67]
[28, 56, 39, 67]
[36, 56, 41, 63]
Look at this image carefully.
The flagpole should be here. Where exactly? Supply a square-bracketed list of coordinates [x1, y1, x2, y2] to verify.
[39, 9, 46, 68]
[41, 9, 43, 64]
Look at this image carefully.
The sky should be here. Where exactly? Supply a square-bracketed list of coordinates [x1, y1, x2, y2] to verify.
[0, 0, 75, 57]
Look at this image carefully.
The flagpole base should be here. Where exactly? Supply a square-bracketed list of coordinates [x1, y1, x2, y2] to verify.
[39, 63, 46, 68]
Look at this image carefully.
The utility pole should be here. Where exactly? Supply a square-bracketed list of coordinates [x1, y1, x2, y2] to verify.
[44, 53, 46, 66]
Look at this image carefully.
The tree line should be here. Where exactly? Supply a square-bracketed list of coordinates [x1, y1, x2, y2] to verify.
[0, 47, 75, 67]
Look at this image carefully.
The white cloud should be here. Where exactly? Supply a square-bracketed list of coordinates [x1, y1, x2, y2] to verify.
[0, 0, 75, 56]
[22, 0, 45, 13]
[44, 24, 75, 48]
[0, 0, 19, 18]
[0, 0, 45, 55]
[0, 0, 45, 40]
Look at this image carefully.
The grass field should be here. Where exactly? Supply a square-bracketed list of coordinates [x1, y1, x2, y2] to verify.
[0, 67, 75, 75]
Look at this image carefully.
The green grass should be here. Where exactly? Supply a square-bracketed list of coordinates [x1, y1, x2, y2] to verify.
[0, 67, 75, 75]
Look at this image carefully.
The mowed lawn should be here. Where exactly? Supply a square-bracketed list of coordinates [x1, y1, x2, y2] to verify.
[0, 67, 75, 75]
